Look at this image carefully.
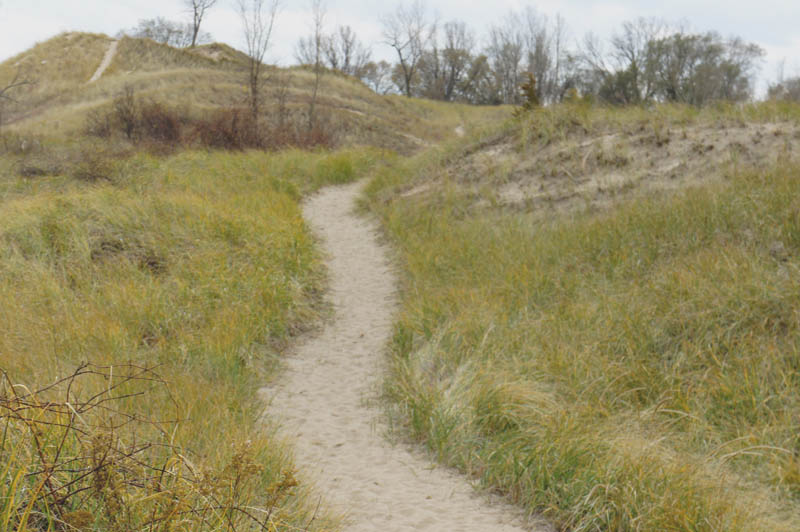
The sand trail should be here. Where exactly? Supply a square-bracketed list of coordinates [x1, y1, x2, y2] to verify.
[262, 181, 541, 531]
[89, 40, 118, 83]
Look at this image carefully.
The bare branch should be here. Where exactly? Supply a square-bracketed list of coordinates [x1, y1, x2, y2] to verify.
[237, 0, 281, 123]
[185, 0, 218, 47]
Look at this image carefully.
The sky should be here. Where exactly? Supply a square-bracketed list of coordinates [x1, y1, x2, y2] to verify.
[1, 0, 799, 95]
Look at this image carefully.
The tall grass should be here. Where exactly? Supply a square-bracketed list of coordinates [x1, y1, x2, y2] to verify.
[367, 104, 800, 531]
[513, 100, 800, 150]
[0, 147, 381, 530]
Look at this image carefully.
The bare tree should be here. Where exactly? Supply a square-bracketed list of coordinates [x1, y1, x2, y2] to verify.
[441, 20, 475, 101]
[122, 17, 209, 48]
[324, 26, 372, 77]
[0, 68, 34, 132]
[415, 19, 476, 101]
[237, 0, 280, 122]
[579, 18, 667, 104]
[769, 76, 800, 101]
[382, 0, 430, 97]
[185, 0, 217, 48]
[360, 60, 394, 94]
[307, 0, 325, 132]
[487, 15, 525, 104]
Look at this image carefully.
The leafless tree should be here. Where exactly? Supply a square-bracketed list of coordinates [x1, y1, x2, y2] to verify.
[579, 18, 668, 104]
[484, 9, 573, 105]
[122, 17, 209, 48]
[382, 0, 430, 97]
[520, 9, 570, 104]
[0, 67, 34, 132]
[415, 19, 476, 101]
[324, 26, 372, 77]
[307, 0, 325, 132]
[487, 15, 525, 104]
[237, 0, 281, 122]
[769, 76, 800, 101]
[185, 0, 217, 48]
[360, 60, 394, 94]
[441, 21, 475, 101]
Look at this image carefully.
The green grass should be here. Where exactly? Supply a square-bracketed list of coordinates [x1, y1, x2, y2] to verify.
[367, 103, 800, 531]
[0, 146, 382, 531]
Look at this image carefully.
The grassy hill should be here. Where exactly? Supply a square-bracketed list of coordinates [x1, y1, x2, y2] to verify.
[0, 33, 510, 531]
[366, 102, 800, 531]
[6, 29, 800, 532]
[0, 32, 504, 152]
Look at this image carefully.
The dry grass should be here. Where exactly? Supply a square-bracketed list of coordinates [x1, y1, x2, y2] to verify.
[367, 102, 800, 531]
[0, 146, 383, 531]
[0, 33, 501, 154]
[400, 101, 800, 215]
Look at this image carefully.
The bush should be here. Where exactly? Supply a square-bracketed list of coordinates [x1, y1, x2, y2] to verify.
[85, 86, 338, 153]
[0, 364, 299, 531]
[114, 85, 138, 140]
[138, 100, 182, 144]
[192, 107, 261, 150]
[69, 142, 117, 181]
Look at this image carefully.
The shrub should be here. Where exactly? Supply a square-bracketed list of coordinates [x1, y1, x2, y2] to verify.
[0, 364, 299, 531]
[514, 72, 541, 117]
[113, 85, 138, 141]
[85, 87, 338, 153]
[138, 100, 182, 145]
[85, 108, 113, 138]
[70, 142, 116, 181]
[192, 107, 260, 150]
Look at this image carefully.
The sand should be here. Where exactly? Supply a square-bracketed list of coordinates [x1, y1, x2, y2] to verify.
[262, 180, 545, 531]
[89, 40, 118, 83]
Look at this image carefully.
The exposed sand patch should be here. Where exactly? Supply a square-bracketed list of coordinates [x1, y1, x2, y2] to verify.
[262, 181, 545, 531]
[88, 40, 118, 83]
[449, 120, 800, 213]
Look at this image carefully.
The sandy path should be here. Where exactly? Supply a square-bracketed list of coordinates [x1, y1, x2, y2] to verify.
[262, 180, 542, 531]
[89, 40, 118, 83]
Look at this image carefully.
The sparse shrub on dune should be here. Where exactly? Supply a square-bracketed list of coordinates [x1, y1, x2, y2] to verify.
[84, 85, 340, 153]
[192, 107, 260, 150]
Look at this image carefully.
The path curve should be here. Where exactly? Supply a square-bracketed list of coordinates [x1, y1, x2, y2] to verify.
[89, 40, 118, 83]
[262, 180, 542, 531]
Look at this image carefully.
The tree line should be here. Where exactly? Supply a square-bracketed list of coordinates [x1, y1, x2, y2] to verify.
[367, 3, 768, 106]
[55, 0, 800, 107]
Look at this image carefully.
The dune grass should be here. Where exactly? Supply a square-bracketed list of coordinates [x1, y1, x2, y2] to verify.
[0, 146, 382, 531]
[367, 103, 800, 531]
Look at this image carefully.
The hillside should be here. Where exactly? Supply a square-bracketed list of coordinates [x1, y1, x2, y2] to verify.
[366, 101, 800, 531]
[0, 32, 515, 532]
[0, 32, 503, 152]
[397, 103, 800, 212]
[5, 29, 800, 532]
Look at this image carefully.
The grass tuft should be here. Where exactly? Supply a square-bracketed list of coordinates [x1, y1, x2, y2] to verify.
[368, 103, 800, 531]
[0, 147, 382, 531]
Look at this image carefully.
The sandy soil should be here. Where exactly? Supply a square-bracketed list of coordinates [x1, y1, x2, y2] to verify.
[402, 120, 800, 216]
[262, 181, 544, 531]
[89, 40, 118, 83]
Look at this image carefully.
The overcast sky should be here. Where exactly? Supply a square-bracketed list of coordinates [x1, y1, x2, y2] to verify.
[1, 0, 799, 95]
